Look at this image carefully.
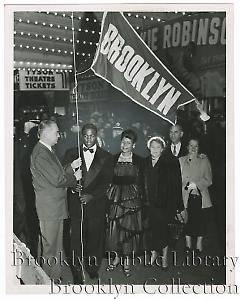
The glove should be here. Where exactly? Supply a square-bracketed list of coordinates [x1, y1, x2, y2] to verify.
[74, 169, 82, 181]
[71, 157, 82, 170]
[188, 182, 197, 190]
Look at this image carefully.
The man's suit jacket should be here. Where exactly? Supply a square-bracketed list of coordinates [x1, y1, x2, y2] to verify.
[63, 145, 113, 219]
[30, 142, 77, 220]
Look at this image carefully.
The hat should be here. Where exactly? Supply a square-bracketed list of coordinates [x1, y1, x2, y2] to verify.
[147, 136, 166, 149]
[112, 122, 123, 130]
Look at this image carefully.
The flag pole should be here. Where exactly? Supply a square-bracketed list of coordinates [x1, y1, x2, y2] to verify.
[71, 12, 86, 283]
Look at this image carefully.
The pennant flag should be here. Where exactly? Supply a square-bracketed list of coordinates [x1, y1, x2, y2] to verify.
[91, 12, 196, 125]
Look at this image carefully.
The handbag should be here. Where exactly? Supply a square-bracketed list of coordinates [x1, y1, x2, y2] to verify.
[168, 212, 185, 242]
[187, 187, 202, 210]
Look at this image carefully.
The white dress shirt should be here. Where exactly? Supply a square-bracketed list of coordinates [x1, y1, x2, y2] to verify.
[83, 144, 97, 171]
[39, 140, 52, 152]
[171, 142, 181, 156]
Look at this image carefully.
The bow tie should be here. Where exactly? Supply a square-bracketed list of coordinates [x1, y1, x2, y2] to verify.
[83, 147, 94, 153]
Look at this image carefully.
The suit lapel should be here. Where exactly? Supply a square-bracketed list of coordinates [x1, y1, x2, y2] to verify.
[83, 148, 105, 188]
[79, 147, 87, 183]
[39, 142, 64, 172]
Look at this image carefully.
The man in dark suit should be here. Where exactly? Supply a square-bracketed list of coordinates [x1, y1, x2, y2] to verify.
[63, 123, 113, 283]
[30, 120, 82, 281]
[163, 124, 187, 248]
[165, 124, 187, 158]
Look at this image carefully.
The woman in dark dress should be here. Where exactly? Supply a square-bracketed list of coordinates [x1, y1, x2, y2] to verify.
[105, 129, 145, 277]
[144, 136, 185, 270]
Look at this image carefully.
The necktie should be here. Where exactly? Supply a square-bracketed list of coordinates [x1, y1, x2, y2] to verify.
[173, 145, 177, 156]
[83, 147, 94, 153]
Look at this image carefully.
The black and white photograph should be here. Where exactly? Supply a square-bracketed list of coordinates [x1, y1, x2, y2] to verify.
[3, 0, 239, 295]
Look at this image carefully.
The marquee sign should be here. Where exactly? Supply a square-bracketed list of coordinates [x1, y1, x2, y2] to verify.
[19, 70, 69, 91]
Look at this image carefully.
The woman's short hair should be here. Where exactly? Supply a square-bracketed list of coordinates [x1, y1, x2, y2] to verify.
[37, 120, 56, 138]
[147, 136, 166, 149]
[81, 123, 97, 135]
[121, 129, 137, 143]
[187, 136, 202, 152]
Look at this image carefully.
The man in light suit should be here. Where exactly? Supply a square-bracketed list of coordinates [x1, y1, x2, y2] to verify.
[30, 120, 82, 281]
[63, 123, 113, 283]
